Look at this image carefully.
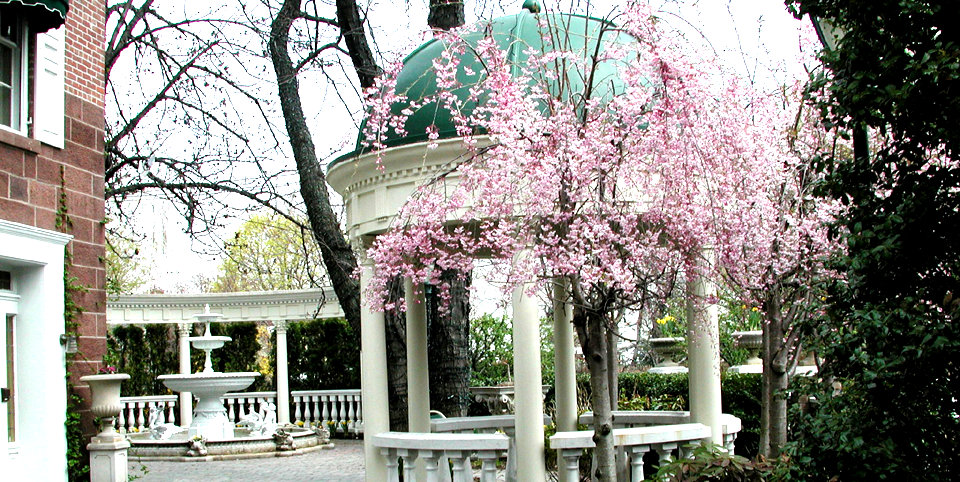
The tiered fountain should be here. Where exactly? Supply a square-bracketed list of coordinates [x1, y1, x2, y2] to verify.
[128, 306, 330, 460]
[158, 306, 261, 440]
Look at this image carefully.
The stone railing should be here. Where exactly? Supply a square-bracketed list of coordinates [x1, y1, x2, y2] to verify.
[550, 423, 713, 481]
[579, 411, 742, 452]
[430, 414, 552, 481]
[291, 389, 362, 434]
[117, 395, 178, 433]
[222, 391, 277, 424]
[372, 432, 509, 482]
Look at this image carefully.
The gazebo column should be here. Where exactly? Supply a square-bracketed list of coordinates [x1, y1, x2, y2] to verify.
[177, 322, 192, 427]
[405, 278, 430, 479]
[360, 258, 390, 481]
[404, 278, 430, 431]
[275, 320, 290, 425]
[512, 280, 547, 480]
[686, 251, 723, 444]
[552, 278, 577, 430]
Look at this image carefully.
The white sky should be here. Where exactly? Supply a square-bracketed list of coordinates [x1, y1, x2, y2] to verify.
[125, 0, 815, 296]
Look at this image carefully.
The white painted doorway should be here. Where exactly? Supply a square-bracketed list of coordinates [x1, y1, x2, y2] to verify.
[0, 285, 20, 469]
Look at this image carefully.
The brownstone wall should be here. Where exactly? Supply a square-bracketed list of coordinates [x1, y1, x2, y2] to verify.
[0, 0, 106, 434]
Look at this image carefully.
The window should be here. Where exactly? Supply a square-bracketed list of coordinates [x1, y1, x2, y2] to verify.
[0, 10, 25, 133]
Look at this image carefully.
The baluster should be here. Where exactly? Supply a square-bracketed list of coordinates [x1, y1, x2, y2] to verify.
[126, 403, 135, 433]
[447, 450, 472, 482]
[156, 401, 166, 426]
[338, 395, 347, 433]
[347, 396, 357, 432]
[420, 449, 442, 482]
[117, 402, 127, 433]
[477, 450, 501, 482]
[654, 442, 678, 468]
[294, 395, 303, 423]
[381, 448, 400, 482]
[627, 445, 650, 482]
[167, 400, 176, 426]
[135, 401, 145, 431]
[320, 395, 330, 428]
[246, 397, 256, 420]
[400, 449, 418, 482]
[303, 396, 312, 424]
[223, 398, 233, 423]
[256, 397, 265, 417]
[723, 433, 737, 453]
[356, 398, 363, 433]
[558, 449, 582, 482]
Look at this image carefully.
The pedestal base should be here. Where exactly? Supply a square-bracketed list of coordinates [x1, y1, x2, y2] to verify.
[648, 366, 689, 374]
[88, 436, 130, 482]
[189, 405, 235, 440]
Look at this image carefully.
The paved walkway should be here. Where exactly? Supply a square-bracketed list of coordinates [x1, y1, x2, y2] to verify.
[129, 439, 365, 482]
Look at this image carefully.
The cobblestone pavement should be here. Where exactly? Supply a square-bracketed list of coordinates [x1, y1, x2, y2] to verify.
[128, 439, 365, 482]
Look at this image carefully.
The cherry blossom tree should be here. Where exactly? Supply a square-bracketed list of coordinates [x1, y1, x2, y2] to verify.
[362, 3, 841, 476]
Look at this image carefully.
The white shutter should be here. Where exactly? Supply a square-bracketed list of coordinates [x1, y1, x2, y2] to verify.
[33, 26, 65, 148]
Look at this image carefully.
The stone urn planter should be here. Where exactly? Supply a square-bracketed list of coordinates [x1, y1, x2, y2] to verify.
[733, 330, 763, 365]
[80, 373, 130, 438]
[729, 330, 763, 374]
[648, 337, 687, 374]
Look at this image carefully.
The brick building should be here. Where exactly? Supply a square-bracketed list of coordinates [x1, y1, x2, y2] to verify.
[0, 0, 105, 479]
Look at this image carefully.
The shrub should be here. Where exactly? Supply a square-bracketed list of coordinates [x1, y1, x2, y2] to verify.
[577, 372, 762, 457]
[653, 444, 785, 481]
[278, 318, 360, 390]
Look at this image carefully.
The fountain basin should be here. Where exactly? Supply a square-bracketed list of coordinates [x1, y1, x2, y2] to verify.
[127, 427, 331, 461]
[159, 372, 261, 440]
[188, 335, 231, 351]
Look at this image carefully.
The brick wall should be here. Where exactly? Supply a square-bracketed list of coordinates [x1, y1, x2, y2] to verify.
[0, 0, 105, 435]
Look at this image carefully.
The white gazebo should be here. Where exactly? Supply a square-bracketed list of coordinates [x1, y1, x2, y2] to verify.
[326, 8, 727, 480]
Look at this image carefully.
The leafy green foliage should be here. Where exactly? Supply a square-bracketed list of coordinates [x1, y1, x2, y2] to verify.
[106, 325, 179, 396]
[65, 390, 89, 482]
[469, 314, 555, 386]
[212, 213, 326, 292]
[278, 318, 360, 390]
[785, 0, 960, 477]
[577, 372, 762, 457]
[104, 233, 148, 295]
[653, 444, 786, 481]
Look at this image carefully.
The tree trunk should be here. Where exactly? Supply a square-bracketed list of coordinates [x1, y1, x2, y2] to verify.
[427, 270, 472, 417]
[761, 294, 789, 457]
[269, 0, 362, 333]
[574, 309, 616, 482]
[335, 0, 382, 89]
[385, 277, 408, 431]
[428, 0, 465, 31]
[606, 327, 619, 410]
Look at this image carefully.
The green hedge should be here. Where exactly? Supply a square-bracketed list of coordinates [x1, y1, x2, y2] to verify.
[105, 324, 179, 396]
[577, 372, 761, 457]
[274, 318, 360, 391]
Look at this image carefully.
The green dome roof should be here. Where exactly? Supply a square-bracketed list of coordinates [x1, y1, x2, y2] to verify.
[331, 9, 635, 168]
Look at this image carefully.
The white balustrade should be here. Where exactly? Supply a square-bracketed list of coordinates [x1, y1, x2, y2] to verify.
[221, 391, 277, 424]
[372, 432, 509, 482]
[579, 411, 742, 452]
[291, 389, 362, 434]
[550, 423, 713, 482]
[117, 395, 178, 434]
[431, 414, 552, 481]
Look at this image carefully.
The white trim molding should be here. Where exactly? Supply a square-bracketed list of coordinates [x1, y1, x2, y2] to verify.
[107, 288, 344, 325]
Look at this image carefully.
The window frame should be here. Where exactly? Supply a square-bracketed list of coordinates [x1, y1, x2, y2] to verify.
[0, 11, 29, 135]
